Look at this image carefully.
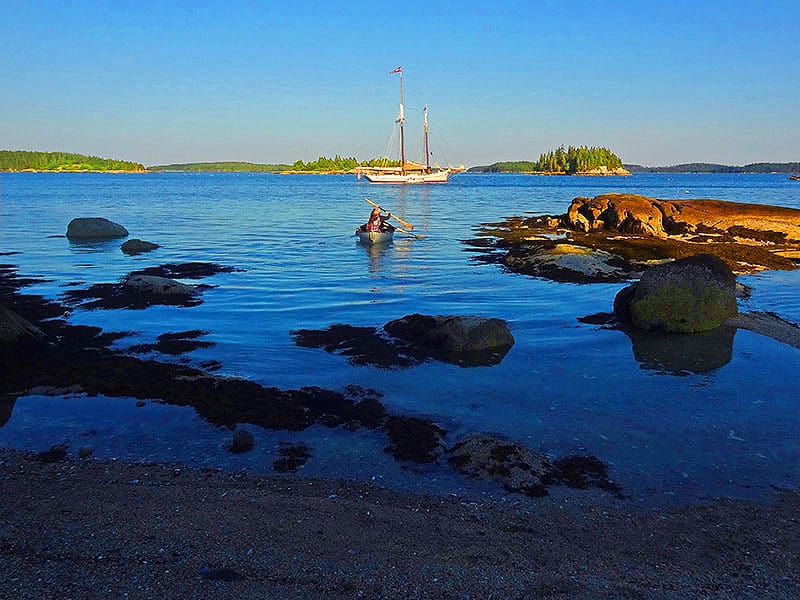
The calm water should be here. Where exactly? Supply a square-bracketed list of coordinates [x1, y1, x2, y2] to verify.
[1, 172, 799, 508]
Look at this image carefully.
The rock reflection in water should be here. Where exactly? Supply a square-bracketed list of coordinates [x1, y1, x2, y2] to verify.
[579, 313, 735, 375]
[623, 324, 735, 375]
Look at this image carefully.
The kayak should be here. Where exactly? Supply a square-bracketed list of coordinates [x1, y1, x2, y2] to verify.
[356, 230, 394, 244]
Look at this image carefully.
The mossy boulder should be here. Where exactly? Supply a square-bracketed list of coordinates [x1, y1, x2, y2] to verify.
[614, 254, 737, 333]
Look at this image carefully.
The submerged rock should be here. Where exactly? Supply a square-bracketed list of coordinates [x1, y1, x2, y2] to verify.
[384, 416, 447, 463]
[123, 274, 200, 298]
[449, 434, 551, 497]
[614, 254, 737, 333]
[229, 429, 255, 454]
[66, 217, 128, 240]
[448, 434, 623, 498]
[121, 239, 160, 255]
[272, 442, 312, 472]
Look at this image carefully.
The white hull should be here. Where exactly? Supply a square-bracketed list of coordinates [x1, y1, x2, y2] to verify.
[356, 230, 394, 244]
[362, 170, 450, 184]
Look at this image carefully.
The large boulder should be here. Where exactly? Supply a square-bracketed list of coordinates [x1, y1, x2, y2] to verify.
[66, 217, 129, 240]
[383, 314, 514, 354]
[614, 254, 737, 333]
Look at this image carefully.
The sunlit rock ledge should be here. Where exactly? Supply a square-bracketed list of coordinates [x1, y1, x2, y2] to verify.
[466, 193, 800, 283]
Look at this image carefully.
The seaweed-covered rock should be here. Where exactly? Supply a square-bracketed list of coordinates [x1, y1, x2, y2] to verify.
[384, 314, 514, 354]
[614, 254, 737, 333]
[448, 434, 552, 497]
[505, 244, 633, 283]
[66, 217, 129, 240]
[384, 416, 447, 463]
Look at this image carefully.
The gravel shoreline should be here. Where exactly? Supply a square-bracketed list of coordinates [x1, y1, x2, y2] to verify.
[1, 449, 797, 599]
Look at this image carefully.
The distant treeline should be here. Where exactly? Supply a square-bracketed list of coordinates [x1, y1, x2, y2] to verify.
[148, 161, 290, 172]
[290, 155, 399, 172]
[468, 161, 536, 173]
[149, 156, 400, 172]
[626, 162, 800, 174]
[469, 146, 623, 174]
[0, 150, 144, 172]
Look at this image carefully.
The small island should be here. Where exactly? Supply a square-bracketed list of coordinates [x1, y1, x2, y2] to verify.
[469, 146, 629, 176]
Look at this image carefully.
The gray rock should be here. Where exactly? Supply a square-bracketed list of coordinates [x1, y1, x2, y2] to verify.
[0, 303, 46, 343]
[121, 239, 160, 255]
[384, 314, 514, 353]
[448, 434, 551, 496]
[614, 253, 737, 333]
[78, 446, 94, 459]
[66, 217, 129, 240]
[123, 275, 200, 297]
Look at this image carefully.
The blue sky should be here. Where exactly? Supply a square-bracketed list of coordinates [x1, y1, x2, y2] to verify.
[1, 1, 798, 167]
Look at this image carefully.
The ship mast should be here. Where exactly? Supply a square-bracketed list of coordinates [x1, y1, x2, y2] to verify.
[423, 105, 430, 173]
[395, 69, 405, 174]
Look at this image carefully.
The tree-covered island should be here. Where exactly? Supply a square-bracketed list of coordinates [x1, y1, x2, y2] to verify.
[0, 150, 145, 172]
[469, 146, 629, 175]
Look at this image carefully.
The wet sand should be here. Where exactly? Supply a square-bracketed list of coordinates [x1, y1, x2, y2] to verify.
[1, 449, 797, 599]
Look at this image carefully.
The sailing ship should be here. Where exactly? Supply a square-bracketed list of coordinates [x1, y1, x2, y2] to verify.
[357, 67, 463, 184]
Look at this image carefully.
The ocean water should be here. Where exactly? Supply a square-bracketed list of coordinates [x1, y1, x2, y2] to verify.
[1, 171, 798, 508]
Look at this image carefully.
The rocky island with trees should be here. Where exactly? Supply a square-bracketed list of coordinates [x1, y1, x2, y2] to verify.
[468, 145, 630, 175]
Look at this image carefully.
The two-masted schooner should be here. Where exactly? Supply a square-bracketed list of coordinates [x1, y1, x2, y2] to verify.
[357, 67, 462, 184]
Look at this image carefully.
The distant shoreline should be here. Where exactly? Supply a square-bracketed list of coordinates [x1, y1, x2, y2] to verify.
[0, 169, 147, 174]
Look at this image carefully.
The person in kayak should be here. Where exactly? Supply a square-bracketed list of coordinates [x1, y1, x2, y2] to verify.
[363, 207, 394, 233]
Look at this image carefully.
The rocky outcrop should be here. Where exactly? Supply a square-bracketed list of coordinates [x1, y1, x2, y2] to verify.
[467, 194, 800, 281]
[727, 311, 800, 349]
[66, 217, 129, 240]
[121, 239, 160, 255]
[383, 314, 514, 354]
[614, 254, 737, 333]
[567, 194, 800, 241]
